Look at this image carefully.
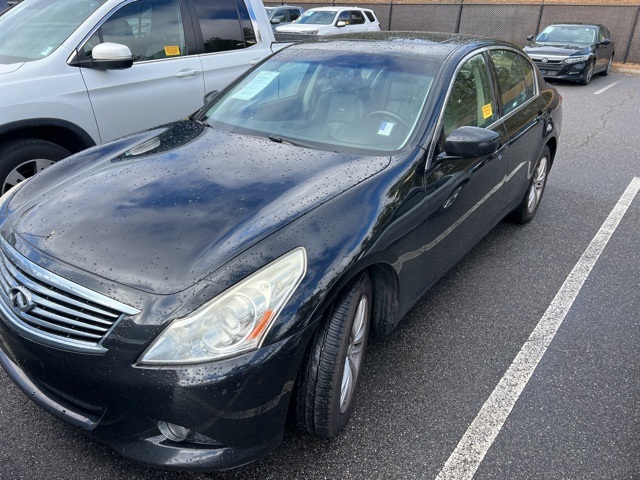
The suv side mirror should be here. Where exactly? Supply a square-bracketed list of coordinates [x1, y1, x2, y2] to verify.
[336, 20, 347, 27]
[445, 126, 500, 158]
[89, 43, 134, 70]
[271, 18, 281, 24]
[599, 39, 612, 46]
[526, 34, 535, 41]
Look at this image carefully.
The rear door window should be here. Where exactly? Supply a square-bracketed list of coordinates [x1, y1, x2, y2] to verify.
[488, 49, 527, 115]
[191, 0, 255, 53]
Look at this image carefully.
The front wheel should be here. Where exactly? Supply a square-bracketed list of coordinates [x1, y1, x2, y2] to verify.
[602, 56, 613, 76]
[579, 60, 594, 85]
[511, 146, 550, 224]
[290, 273, 372, 438]
[0, 139, 71, 195]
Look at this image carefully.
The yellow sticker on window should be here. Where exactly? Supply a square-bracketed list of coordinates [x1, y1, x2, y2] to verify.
[482, 103, 493, 119]
[164, 46, 181, 56]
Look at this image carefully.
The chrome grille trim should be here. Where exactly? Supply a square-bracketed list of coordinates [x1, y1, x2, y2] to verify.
[0, 235, 140, 353]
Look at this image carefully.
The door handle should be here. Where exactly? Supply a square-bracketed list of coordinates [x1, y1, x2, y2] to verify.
[175, 69, 199, 78]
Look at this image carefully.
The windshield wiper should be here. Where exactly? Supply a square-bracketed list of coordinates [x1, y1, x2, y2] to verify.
[268, 134, 308, 148]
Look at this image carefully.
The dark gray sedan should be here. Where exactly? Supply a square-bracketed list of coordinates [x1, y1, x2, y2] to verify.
[0, 32, 561, 471]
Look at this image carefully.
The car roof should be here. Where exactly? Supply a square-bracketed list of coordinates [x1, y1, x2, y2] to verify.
[291, 31, 515, 61]
[546, 23, 606, 29]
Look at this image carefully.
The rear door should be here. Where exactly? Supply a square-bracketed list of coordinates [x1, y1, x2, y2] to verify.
[190, 0, 270, 96]
[79, 0, 205, 143]
[487, 48, 547, 212]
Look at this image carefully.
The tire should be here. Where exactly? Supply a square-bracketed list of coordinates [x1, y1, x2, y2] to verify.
[511, 146, 550, 225]
[579, 60, 594, 85]
[291, 273, 372, 438]
[601, 56, 613, 76]
[0, 139, 71, 195]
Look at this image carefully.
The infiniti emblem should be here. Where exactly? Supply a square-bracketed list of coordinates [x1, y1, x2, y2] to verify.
[9, 286, 34, 313]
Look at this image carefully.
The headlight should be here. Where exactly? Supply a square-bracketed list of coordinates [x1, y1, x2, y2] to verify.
[139, 247, 307, 365]
[564, 55, 590, 64]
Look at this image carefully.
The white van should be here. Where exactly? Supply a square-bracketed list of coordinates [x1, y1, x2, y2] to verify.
[0, 0, 282, 194]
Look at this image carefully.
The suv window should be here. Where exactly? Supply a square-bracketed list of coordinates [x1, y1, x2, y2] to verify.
[489, 49, 527, 115]
[288, 8, 301, 21]
[351, 10, 365, 25]
[443, 53, 497, 136]
[192, 0, 254, 53]
[337, 11, 350, 25]
[364, 11, 375, 22]
[84, 0, 186, 62]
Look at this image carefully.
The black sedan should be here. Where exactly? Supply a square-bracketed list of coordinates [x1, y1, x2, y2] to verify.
[524, 23, 615, 85]
[0, 32, 561, 471]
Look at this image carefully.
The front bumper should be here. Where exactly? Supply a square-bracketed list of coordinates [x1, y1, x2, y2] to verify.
[532, 59, 590, 82]
[0, 317, 314, 471]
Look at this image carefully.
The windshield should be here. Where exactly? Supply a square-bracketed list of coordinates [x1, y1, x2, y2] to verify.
[295, 10, 336, 25]
[202, 48, 439, 154]
[535, 25, 596, 45]
[0, 0, 106, 63]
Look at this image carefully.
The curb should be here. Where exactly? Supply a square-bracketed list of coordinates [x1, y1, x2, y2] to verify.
[612, 63, 640, 75]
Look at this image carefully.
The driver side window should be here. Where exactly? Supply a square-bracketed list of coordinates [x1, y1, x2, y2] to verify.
[83, 0, 186, 62]
[442, 53, 497, 138]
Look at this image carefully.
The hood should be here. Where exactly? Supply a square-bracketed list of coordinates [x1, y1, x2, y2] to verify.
[6, 121, 390, 294]
[524, 43, 591, 57]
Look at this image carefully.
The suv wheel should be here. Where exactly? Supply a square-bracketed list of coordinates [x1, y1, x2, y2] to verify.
[0, 139, 71, 194]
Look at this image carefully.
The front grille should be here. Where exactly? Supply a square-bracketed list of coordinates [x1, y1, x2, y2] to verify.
[0, 236, 139, 353]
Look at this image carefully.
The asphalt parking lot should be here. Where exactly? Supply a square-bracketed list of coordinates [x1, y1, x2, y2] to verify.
[1, 71, 639, 480]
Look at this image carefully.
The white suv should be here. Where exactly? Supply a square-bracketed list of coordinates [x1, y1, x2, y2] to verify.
[0, 0, 281, 194]
[275, 6, 380, 37]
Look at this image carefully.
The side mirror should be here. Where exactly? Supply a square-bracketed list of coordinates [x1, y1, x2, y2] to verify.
[526, 34, 535, 41]
[599, 39, 612, 46]
[445, 126, 500, 158]
[89, 42, 134, 70]
[271, 18, 281, 24]
[336, 20, 347, 27]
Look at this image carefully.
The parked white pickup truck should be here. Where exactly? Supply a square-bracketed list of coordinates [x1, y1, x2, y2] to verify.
[0, 0, 284, 194]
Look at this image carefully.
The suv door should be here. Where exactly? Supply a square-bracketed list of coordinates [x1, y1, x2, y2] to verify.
[78, 0, 204, 143]
[190, 0, 267, 97]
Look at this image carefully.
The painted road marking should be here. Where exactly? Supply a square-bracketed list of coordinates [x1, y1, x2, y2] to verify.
[436, 176, 640, 480]
[594, 80, 621, 95]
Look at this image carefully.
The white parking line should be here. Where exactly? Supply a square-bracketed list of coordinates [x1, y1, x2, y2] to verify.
[435, 176, 640, 480]
[594, 80, 621, 95]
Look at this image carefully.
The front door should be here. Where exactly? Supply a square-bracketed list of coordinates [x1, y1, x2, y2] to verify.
[418, 52, 508, 292]
[79, 0, 205, 143]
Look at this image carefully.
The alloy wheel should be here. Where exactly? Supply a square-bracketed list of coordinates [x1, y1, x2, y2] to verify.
[527, 156, 548, 214]
[340, 295, 368, 413]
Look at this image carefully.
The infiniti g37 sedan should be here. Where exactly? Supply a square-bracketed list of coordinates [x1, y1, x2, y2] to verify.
[0, 32, 561, 471]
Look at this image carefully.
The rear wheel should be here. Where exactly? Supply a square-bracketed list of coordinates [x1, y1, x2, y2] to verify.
[291, 273, 372, 438]
[0, 139, 71, 195]
[511, 146, 550, 224]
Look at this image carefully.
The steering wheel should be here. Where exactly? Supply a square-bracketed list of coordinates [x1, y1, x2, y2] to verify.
[365, 110, 410, 128]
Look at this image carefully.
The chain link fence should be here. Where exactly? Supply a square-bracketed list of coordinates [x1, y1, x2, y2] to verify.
[266, 1, 640, 63]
